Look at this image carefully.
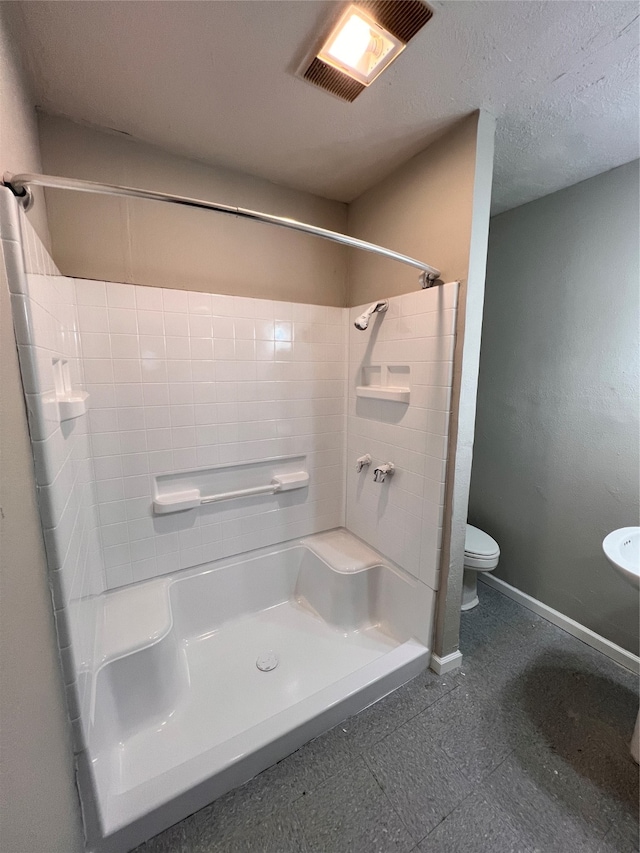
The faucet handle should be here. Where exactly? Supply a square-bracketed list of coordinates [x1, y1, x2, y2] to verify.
[373, 463, 395, 483]
[356, 454, 372, 473]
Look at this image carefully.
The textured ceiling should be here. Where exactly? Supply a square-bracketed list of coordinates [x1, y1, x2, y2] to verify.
[12, 0, 640, 214]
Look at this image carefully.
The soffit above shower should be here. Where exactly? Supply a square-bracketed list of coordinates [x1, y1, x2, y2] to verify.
[10, 0, 639, 214]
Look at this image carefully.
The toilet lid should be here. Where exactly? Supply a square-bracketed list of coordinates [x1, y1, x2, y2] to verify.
[465, 524, 499, 558]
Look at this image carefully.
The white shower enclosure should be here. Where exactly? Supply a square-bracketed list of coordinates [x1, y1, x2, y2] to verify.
[1, 185, 457, 852]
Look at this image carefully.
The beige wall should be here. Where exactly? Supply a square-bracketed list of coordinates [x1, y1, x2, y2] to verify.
[38, 113, 348, 306]
[470, 161, 640, 654]
[0, 5, 49, 246]
[38, 111, 484, 311]
[347, 112, 496, 663]
[346, 114, 480, 307]
[0, 6, 84, 853]
[433, 112, 495, 659]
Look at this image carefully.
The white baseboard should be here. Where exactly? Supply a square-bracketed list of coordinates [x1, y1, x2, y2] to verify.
[430, 650, 463, 675]
[480, 575, 640, 675]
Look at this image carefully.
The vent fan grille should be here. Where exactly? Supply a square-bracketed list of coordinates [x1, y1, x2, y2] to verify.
[301, 0, 433, 102]
[303, 58, 365, 103]
[359, 0, 433, 43]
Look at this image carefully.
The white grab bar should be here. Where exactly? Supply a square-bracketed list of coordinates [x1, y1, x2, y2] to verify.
[152, 472, 309, 514]
[201, 483, 277, 505]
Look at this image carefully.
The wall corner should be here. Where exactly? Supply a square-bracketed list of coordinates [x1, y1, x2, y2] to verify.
[433, 109, 496, 659]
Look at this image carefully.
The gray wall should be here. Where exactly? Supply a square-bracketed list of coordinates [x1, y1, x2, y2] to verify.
[0, 5, 85, 852]
[469, 160, 640, 655]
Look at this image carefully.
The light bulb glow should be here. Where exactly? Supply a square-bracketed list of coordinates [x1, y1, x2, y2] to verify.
[317, 6, 405, 87]
[326, 13, 372, 69]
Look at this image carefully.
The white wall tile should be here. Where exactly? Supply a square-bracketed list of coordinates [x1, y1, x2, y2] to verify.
[78, 305, 109, 333]
[75, 279, 106, 307]
[65, 280, 347, 587]
[22, 270, 455, 603]
[137, 311, 164, 336]
[164, 312, 189, 336]
[135, 286, 163, 312]
[106, 282, 136, 309]
[346, 287, 457, 588]
[7, 216, 106, 752]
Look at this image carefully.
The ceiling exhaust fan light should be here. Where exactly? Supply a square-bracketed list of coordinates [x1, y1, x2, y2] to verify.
[326, 13, 372, 67]
[318, 6, 405, 86]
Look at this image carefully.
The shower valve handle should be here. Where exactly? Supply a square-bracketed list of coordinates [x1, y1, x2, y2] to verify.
[373, 463, 394, 483]
[356, 454, 372, 473]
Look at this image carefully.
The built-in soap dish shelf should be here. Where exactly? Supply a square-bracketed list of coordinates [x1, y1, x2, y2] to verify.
[357, 364, 410, 404]
[53, 357, 89, 421]
[58, 392, 89, 421]
[356, 386, 410, 403]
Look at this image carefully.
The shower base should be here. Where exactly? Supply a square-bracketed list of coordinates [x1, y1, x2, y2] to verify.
[83, 530, 434, 851]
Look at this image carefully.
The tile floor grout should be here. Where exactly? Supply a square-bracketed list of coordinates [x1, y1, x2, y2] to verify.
[364, 751, 420, 842]
[413, 746, 518, 845]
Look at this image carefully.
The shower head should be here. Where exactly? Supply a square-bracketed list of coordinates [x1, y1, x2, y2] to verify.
[354, 300, 389, 330]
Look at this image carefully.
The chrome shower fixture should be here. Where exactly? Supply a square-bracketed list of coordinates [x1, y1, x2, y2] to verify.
[355, 454, 372, 472]
[373, 462, 395, 483]
[354, 300, 389, 330]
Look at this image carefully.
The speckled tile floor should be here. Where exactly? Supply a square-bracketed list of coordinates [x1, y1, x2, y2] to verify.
[134, 582, 639, 853]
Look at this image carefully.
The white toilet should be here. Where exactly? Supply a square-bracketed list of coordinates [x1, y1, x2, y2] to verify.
[461, 524, 500, 611]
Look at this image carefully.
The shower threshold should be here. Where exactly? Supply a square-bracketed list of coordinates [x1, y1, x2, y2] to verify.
[84, 530, 434, 851]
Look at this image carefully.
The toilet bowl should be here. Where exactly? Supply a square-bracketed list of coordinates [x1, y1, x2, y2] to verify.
[461, 524, 500, 611]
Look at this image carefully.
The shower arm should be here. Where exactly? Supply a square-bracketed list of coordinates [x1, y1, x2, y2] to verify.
[2, 172, 441, 288]
[354, 300, 389, 330]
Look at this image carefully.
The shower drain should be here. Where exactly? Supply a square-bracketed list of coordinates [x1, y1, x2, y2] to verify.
[256, 651, 279, 672]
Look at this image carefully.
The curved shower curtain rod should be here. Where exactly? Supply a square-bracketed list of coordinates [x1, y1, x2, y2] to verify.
[3, 172, 441, 287]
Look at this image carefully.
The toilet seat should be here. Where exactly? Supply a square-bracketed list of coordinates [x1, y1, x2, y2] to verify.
[464, 524, 499, 571]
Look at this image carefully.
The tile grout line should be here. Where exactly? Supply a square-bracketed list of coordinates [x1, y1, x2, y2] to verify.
[363, 751, 421, 846]
[345, 680, 472, 843]
[411, 746, 519, 848]
[346, 679, 463, 757]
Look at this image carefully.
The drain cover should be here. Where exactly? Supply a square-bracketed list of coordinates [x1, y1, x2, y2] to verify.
[256, 651, 279, 672]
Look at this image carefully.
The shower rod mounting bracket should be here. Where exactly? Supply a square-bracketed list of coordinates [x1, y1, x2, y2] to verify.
[420, 271, 439, 288]
[4, 173, 34, 211]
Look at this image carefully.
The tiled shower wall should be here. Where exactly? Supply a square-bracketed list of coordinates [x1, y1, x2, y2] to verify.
[7, 189, 458, 612]
[1, 192, 104, 749]
[347, 286, 458, 587]
[76, 280, 347, 587]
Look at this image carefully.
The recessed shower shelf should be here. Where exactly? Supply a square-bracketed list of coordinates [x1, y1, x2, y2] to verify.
[52, 356, 89, 420]
[58, 391, 89, 421]
[356, 386, 410, 403]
